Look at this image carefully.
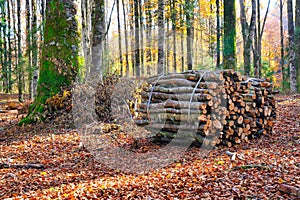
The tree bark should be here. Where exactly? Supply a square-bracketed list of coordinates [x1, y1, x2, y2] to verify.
[91, 0, 105, 81]
[7, 0, 12, 92]
[32, 0, 39, 98]
[280, 0, 288, 90]
[295, 0, 300, 92]
[216, 0, 221, 69]
[129, 2, 135, 75]
[287, 0, 297, 91]
[157, 0, 165, 74]
[223, 0, 237, 69]
[139, 0, 144, 75]
[134, 0, 141, 77]
[172, 0, 177, 72]
[26, 0, 33, 99]
[81, 0, 92, 79]
[122, 0, 129, 75]
[0, 3, 8, 92]
[185, 0, 194, 70]
[117, 0, 123, 75]
[239, 0, 256, 76]
[145, 0, 153, 75]
[17, 0, 23, 102]
[180, 4, 184, 72]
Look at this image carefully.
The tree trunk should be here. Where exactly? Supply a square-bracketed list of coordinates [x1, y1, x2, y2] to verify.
[134, 0, 140, 77]
[180, 3, 184, 72]
[216, 0, 221, 69]
[145, 0, 153, 75]
[122, 0, 129, 75]
[172, 0, 177, 72]
[295, 0, 300, 92]
[81, 0, 92, 79]
[185, 0, 194, 70]
[26, 0, 33, 99]
[208, 3, 214, 60]
[0, 2, 8, 92]
[17, 0, 23, 102]
[223, 0, 237, 69]
[32, 0, 39, 98]
[117, 0, 123, 75]
[0, 14, 3, 92]
[139, 0, 144, 75]
[253, 0, 270, 78]
[129, 2, 135, 75]
[287, 0, 297, 92]
[239, 0, 256, 76]
[21, 0, 83, 124]
[280, 0, 288, 90]
[7, 0, 12, 92]
[166, 15, 170, 73]
[157, 0, 165, 74]
[91, 0, 105, 81]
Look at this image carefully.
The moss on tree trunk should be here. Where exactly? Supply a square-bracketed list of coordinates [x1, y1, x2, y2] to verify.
[223, 0, 237, 70]
[20, 0, 83, 124]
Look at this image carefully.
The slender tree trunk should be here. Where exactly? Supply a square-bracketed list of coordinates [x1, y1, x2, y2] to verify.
[180, 4, 184, 72]
[172, 0, 177, 72]
[11, 0, 18, 95]
[157, 0, 165, 74]
[166, 15, 170, 73]
[41, 0, 45, 23]
[134, 0, 140, 77]
[0, 17, 3, 92]
[26, 0, 34, 99]
[287, 0, 297, 91]
[208, 2, 214, 60]
[145, 0, 153, 75]
[295, 0, 300, 92]
[280, 0, 288, 90]
[121, 0, 129, 75]
[253, 0, 270, 78]
[81, 0, 92, 78]
[91, 0, 105, 81]
[129, 2, 135, 75]
[256, 0, 261, 77]
[7, 0, 12, 92]
[32, 0, 39, 98]
[216, 0, 221, 69]
[139, 0, 144, 75]
[117, 0, 123, 75]
[1, 3, 8, 92]
[239, 0, 256, 76]
[185, 0, 193, 70]
[223, 0, 237, 69]
[4, 4, 8, 92]
[17, 0, 23, 102]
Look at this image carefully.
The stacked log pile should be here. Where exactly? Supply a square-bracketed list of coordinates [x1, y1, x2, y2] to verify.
[134, 70, 277, 147]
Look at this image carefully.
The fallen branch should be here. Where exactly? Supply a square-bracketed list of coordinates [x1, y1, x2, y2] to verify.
[230, 164, 271, 171]
[0, 162, 45, 169]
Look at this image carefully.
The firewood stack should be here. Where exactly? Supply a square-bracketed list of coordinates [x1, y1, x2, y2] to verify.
[134, 70, 277, 147]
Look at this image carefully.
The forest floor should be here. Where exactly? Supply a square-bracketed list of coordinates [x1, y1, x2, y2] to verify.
[0, 94, 299, 199]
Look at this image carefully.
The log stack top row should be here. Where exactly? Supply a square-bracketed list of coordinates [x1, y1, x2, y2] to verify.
[134, 70, 277, 147]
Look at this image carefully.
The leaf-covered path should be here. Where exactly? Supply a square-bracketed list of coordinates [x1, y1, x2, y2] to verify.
[0, 95, 299, 199]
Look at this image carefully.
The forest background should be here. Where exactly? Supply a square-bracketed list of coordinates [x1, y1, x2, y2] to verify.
[0, 0, 300, 103]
